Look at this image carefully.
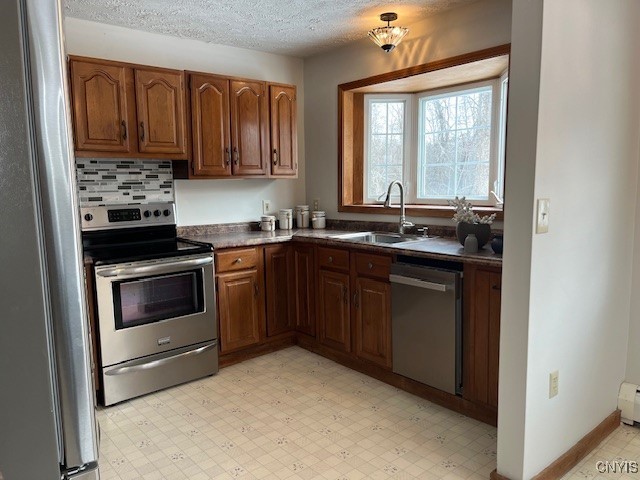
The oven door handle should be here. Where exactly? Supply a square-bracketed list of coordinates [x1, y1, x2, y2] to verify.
[97, 256, 213, 278]
[104, 342, 217, 376]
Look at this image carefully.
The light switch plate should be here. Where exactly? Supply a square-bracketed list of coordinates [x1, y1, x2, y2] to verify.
[262, 200, 271, 214]
[549, 370, 559, 398]
[536, 198, 550, 234]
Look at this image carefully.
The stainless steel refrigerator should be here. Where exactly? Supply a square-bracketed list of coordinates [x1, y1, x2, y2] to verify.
[0, 0, 100, 479]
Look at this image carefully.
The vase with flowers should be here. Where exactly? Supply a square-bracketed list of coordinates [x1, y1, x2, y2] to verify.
[449, 196, 496, 248]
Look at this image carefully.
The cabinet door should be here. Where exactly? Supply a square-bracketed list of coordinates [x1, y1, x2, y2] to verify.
[135, 68, 187, 156]
[269, 84, 297, 176]
[265, 244, 294, 336]
[464, 266, 501, 408]
[70, 60, 135, 153]
[293, 245, 316, 336]
[354, 277, 391, 368]
[190, 74, 232, 176]
[230, 80, 269, 175]
[217, 269, 263, 353]
[318, 269, 350, 352]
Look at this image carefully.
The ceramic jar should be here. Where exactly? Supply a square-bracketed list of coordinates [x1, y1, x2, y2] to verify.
[278, 209, 293, 230]
[311, 211, 326, 229]
[260, 215, 276, 232]
[295, 205, 310, 229]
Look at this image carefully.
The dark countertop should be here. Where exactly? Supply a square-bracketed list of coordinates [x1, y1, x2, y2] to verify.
[181, 228, 502, 268]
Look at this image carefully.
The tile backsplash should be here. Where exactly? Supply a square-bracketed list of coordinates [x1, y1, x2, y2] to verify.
[76, 159, 174, 207]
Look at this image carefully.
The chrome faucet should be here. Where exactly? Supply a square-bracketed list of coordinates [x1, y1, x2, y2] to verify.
[383, 181, 414, 234]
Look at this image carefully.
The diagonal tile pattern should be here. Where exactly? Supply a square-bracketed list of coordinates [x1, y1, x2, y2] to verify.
[97, 346, 497, 479]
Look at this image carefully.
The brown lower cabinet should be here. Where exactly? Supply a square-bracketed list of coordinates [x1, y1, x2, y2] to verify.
[264, 244, 294, 336]
[212, 241, 501, 425]
[216, 268, 264, 353]
[293, 244, 316, 336]
[463, 263, 502, 409]
[354, 276, 391, 368]
[318, 269, 351, 352]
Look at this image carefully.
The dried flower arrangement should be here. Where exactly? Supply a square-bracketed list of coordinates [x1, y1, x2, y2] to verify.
[448, 196, 496, 224]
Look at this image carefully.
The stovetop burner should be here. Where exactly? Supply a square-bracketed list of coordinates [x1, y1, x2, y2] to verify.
[80, 203, 212, 265]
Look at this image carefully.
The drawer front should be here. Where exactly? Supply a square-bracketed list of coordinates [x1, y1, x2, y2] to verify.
[216, 248, 259, 273]
[317, 247, 349, 272]
[355, 252, 391, 280]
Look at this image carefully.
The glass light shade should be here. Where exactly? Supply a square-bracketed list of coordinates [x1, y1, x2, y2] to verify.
[368, 25, 409, 52]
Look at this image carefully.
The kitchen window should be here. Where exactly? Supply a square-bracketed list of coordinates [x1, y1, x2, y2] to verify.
[363, 76, 508, 207]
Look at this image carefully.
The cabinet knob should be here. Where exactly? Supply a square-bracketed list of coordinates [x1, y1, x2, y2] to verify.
[234, 258, 243, 264]
[368, 262, 373, 270]
[328, 256, 333, 263]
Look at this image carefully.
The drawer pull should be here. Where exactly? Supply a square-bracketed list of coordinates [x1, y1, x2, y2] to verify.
[368, 262, 373, 270]
[328, 256, 333, 263]
[234, 258, 243, 264]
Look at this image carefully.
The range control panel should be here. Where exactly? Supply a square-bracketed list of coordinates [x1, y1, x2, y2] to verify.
[81, 203, 176, 231]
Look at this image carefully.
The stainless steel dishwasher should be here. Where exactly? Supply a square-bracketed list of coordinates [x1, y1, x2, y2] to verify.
[390, 262, 462, 395]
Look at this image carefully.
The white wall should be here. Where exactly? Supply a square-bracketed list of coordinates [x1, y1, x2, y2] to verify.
[303, 0, 512, 226]
[627, 167, 640, 384]
[64, 18, 306, 226]
[499, 1, 640, 478]
[495, 0, 543, 476]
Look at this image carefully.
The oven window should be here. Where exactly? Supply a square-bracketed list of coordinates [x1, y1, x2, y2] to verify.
[113, 270, 204, 329]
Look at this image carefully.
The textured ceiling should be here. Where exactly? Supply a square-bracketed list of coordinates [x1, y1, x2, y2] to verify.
[63, 0, 478, 57]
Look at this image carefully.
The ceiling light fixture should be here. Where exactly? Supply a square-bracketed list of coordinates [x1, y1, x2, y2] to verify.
[368, 12, 409, 53]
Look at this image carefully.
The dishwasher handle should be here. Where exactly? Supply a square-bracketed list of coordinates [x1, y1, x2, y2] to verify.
[389, 273, 452, 292]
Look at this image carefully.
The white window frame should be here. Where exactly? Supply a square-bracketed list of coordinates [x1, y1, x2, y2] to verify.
[413, 79, 501, 206]
[363, 94, 413, 204]
[363, 78, 507, 208]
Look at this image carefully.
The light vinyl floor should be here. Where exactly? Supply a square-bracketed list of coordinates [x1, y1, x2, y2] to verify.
[97, 346, 497, 480]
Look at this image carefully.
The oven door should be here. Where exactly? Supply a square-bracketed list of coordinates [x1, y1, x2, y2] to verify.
[94, 253, 216, 367]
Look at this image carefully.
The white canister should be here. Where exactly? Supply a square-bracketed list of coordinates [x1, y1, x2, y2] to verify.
[260, 215, 276, 232]
[311, 211, 326, 229]
[278, 208, 293, 230]
[295, 205, 310, 229]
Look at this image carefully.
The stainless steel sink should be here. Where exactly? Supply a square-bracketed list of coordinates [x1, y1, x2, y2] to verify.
[329, 231, 421, 244]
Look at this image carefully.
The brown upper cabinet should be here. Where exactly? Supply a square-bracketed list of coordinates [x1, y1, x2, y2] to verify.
[190, 73, 232, 177]
[188, 73, 298, 179]
[134, 68, 187, 156]
[70, 60, 136, 154]
[269, 84, 297, 177]
[69, 57, 188, 159]
[230, 80, 270, 176]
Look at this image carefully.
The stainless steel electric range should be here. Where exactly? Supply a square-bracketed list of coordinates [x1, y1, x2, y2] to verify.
[81, 203, 218, 406]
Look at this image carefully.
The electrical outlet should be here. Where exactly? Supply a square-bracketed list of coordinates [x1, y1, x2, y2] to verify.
[262, 200, 271, 214]
[536, 198, 550, 234]
[313, 199, 320, 211]
[549, 370, 559, 398]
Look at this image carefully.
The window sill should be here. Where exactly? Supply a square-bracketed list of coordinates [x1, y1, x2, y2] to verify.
[338, 203, 504, 221]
